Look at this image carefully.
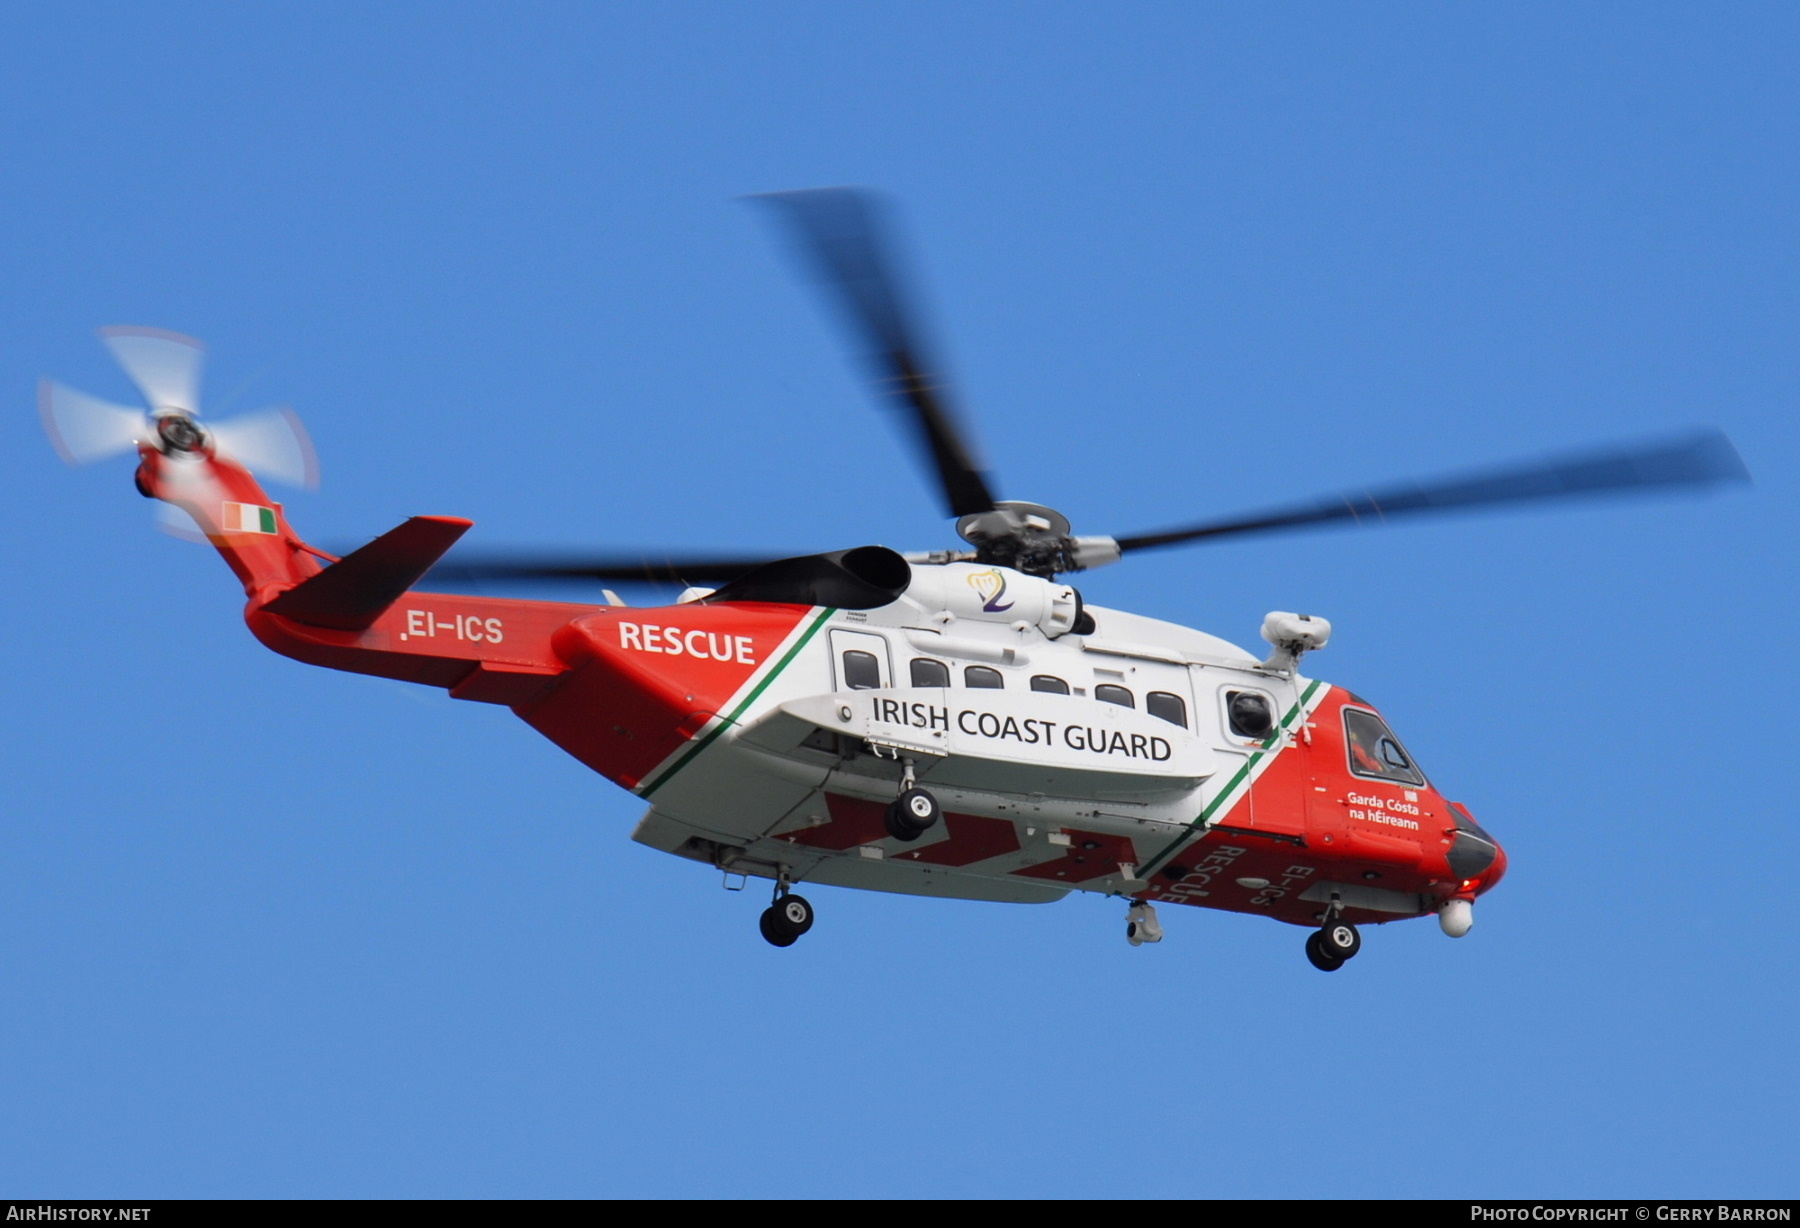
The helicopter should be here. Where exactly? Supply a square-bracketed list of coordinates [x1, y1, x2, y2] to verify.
[41, 189, 1749, 970]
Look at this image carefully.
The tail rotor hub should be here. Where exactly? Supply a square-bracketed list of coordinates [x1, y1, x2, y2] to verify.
[156, 413, 206, 454]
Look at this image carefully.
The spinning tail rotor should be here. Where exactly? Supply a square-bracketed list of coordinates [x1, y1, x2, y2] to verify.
[41, 326, 317, 536]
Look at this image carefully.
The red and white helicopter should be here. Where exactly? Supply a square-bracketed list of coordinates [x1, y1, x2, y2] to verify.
[43, 190, 1747, 969]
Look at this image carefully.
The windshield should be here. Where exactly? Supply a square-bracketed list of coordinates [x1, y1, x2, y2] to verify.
[1343, 708, 1426, 786]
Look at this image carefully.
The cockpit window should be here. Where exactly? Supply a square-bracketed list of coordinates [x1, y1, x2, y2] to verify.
[1343, 708, 1426, 786]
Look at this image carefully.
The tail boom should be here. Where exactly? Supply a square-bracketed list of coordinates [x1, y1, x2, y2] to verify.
[133, 448, 823, 789]
[137, 446, 601, 706]
[246, 592, 598, 704]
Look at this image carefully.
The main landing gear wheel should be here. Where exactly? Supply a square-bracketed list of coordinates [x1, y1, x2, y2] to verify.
[884, 787, 941, 842]
[1319, 919, 1361, 960]
[759, 894, 815, 947]
[1304, 931, 1345, 972]
[1305, 916, 1361, 971]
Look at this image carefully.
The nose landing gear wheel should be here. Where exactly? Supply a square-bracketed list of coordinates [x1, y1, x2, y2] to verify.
[884, 787, 941, 842]
[759, 893, 815, 947]
[1304, 931, 1345, 972]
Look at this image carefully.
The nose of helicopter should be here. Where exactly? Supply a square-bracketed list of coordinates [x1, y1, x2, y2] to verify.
[1431, 799, 1504, 938]
[1481, 833, 1508, 892]
[1446, 799, 1506, 895]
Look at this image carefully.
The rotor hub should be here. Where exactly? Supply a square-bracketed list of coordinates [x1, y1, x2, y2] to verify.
[156, 414, 206, 454]
[957, 501, 1074, 577]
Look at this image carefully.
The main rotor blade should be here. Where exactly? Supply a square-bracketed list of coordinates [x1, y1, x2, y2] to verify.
[1114, 429, 1750, 554]
[100, 325, 204, 416]
[422, 552, 790, 587]
[754, 188, 998, 518]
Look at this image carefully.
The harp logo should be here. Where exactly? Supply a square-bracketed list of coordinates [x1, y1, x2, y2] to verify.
[967, 568, 1013, 613]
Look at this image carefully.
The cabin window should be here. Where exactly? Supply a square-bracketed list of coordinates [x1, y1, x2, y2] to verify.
[910, 658, 950, 688]
[1343, 708, 1426, 786]
[1094, 684, 1134, 708]
[1030, 675, 1070, 694]
[841, 650, 882, 691]
[1227, 691, 1275, 739]
[965, 665, 1004, 689]
[1146, 691, 1187, 728]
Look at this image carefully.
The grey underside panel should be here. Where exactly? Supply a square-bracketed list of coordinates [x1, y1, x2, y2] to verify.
[800, 855, 1069, 903]
[631, 808, 1069, 904]
[1298, 879, 1428, 915]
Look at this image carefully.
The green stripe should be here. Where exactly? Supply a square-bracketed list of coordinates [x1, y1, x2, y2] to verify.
[1135, 679, 1325, 881]
[638, 607, 837, 799]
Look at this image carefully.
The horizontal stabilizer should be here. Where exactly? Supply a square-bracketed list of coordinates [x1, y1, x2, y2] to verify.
[265, 516, 474, 630]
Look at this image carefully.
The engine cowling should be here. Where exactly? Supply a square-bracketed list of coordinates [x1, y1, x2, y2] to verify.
[902, 562, 1080, 638]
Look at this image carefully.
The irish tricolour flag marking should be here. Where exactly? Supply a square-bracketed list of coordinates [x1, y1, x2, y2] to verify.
[220, 502, 278, 534]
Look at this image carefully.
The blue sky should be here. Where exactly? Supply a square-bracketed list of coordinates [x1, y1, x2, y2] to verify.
[1, 2, 1794, 1197]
